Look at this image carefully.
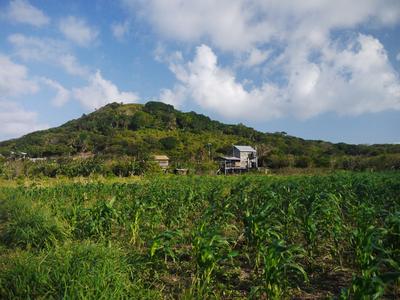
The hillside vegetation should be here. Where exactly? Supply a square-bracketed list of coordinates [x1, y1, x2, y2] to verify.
[0, 101, 399, 175]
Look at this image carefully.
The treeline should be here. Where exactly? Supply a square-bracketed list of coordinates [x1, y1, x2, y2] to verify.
[261, 153, 400, 170]
[1, 153, 399, 179]
[0, 158, 162, 179]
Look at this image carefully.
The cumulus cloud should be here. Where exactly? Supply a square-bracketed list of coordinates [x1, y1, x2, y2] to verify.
[0, 53, 38, 97]
[0, 101, 48, 141]
[125, 0, 400, 52]
[59, 16, 98, 47]
[4, 0, 49, 27]
[131, 0, 400, 119]
[124, 0, 272, 52]
[0, 54, 47, 140]
[73, 71, 139, 110]
[161, 40, 400, 120]
[8, 33, 89, 77]
[161, 45, 284, 119]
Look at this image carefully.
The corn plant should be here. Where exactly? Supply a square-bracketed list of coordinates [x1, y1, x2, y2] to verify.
[150, 229, 183, 265]
[191, 223, 235, 295]
[242, 195, 283, 268]
[74, 197, 119, 239]
[129, 208, 143, 246]
[253, 239, 308, 299]
[341, 225, 395, 299]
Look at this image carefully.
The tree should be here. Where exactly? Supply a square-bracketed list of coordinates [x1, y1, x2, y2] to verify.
[160, 136, 179, 150]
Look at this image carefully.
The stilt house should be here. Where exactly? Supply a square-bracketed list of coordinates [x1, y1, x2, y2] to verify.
[218, 145, 258, 174]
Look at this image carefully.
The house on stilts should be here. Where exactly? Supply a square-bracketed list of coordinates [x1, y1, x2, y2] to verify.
[218, 145, 258, 174]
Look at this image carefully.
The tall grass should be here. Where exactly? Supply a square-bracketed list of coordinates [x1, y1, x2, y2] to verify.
[0, 198, 69, 249]
[0, 241, 159, 299]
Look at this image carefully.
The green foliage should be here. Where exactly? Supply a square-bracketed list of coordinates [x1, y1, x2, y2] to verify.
[1, 101, 399, 173]
[129, 111, 155, 130]
[73, 198, 120, 239]
[294, 156, 311, 168]
[254, 240, 307, 299]
[263, 154, 291, 168]
[159, 136, 179, 150]
[192, 223, 231, 290]
[0, 198, 69, 249]
[0, 242, 155, 299]
[0, 173, 399, 298]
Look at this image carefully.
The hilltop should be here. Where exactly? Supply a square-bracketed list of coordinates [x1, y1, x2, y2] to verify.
[0, 101, 399, 170]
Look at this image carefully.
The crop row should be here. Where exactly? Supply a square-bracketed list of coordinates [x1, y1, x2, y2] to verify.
[0, 172, 399, 298]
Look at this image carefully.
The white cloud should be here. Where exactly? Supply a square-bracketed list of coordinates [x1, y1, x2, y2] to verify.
[126, 0, 400, 52]
[161, 45, 284, 119]
[243, 48, 271, 67]
[8, 34, 89, 77]
[111, 21, 130, 41]
[59, 16, 98, 47]
[0, 101, 48, 141]
[5, 0, 49, 27]
[58, 54, 89, 77]
[125, 0, 272, 52]
[162, 41, 400, 120]
[73, 71, 139, 110]
[137, 1, 400, 119]
[160, 85, 187, 108]
[0, 54, 38, 97]
[41, 78, 70, 107]
[0, 54, 47, 140]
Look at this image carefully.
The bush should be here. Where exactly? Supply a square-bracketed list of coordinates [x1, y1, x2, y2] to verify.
[263, 154, 290, 169]
[312, 156, 331, 168]
[111, 160, 137, 177]
[30, 161, 59, 177]
[294, 156, 310, 168]
[160, 136, 179, 150]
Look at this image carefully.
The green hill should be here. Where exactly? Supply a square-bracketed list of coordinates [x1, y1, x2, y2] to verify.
[1, 101, 399, 171]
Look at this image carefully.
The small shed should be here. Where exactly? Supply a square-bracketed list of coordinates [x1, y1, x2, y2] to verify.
[153, 155, 169, 169]
[174, 168, 189, 175]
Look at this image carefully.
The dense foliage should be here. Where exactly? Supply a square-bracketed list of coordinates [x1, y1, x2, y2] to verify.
[1, 101, 399, 171]
[0, 173, 399, 298]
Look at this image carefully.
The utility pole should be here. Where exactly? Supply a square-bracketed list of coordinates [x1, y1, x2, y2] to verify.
[207, 143, 212, 160]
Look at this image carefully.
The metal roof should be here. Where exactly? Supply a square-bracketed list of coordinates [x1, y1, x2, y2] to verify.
[219, 156, 241, 161]
[153, 155, 169, 160]
[233, 145, 256, 152]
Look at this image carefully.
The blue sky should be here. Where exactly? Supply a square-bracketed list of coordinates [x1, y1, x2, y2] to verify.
[0, 0, 399, 144]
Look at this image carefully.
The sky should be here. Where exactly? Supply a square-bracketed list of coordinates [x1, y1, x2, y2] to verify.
[0, 0, 400, 144]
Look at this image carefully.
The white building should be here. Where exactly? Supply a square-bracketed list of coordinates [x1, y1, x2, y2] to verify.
[219, 145, 258, 174]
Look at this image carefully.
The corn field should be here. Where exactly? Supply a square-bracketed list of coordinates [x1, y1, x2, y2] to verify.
[0, 172, 399, 299]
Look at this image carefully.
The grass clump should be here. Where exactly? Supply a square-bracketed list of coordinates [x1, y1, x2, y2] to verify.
[0, 198, 69, 249]
[0, 241, 159, 299]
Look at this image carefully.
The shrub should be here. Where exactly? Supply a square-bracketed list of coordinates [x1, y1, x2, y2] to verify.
[294, 156, 310, 168]
[312, 155, 331, 168]
[264, 154, 290, 169]
[160, 136, 179, 150]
